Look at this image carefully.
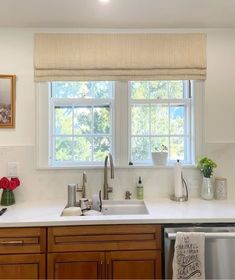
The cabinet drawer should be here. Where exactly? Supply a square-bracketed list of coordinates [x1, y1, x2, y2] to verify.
[0, 227, 46, 254]
[48, 225, 161, 252]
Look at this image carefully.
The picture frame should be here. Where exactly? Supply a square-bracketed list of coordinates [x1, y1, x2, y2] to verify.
[0, 75, 16, 128]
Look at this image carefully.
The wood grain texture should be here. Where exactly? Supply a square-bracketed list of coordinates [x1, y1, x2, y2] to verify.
[0, 227, 46, 254]
[48, 252, 105, 279]
[48, 225, 161, 252]
[0, 254, 45, 279]
[107, 250, 162, 279]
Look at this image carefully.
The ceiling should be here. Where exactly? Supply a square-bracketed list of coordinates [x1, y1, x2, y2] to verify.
[1, 0, 235, 28]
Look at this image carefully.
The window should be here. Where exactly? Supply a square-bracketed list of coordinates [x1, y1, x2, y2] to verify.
[129, 81, 193, 164]
[49, 82, 114, 166]
[37, 80, 202, 168]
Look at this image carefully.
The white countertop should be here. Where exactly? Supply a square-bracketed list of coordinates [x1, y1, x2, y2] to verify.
[1, 198, 235, 227]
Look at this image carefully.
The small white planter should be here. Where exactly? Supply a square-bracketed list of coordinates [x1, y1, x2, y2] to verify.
[151, 152, 168, 166]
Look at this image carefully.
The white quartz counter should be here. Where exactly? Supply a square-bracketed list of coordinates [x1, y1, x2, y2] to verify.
[1, 198, 235, 227]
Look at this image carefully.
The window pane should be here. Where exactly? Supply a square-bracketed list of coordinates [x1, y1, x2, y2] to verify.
[168, 81, 184, 99]
[151, 137, 168, 153]
[130, 82, 149, 99]
[94, 106, 110, 134]
[52, 81, 113, 99]
[55, 106, 72, 135]
[170, 137, 184, 160]
[129, 80, 191, 164]
[93, 137, 111, 161]
[151, 106, 169, 135]
[170, 106, 184, 135]
[55, 137, 73, 161]
[74, 107, 92, 135]
[51, 81, 114, 165]
[131, 105, 150, 135]
[131, 137, 150, 161]
[149, 81, 168, 99]
[52, 82, 91, 98]
[74, 137, 92, 161]
[93, 82, 113, 98]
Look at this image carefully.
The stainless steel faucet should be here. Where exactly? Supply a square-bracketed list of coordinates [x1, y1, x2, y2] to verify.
[103, 153, 114, 200]
[77, 171, 87, 198]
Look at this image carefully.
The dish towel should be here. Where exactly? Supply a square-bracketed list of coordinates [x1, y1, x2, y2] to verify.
[172, 232, 205, 279]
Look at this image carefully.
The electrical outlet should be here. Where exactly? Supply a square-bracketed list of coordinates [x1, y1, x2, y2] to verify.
[7, 162, 19, 178]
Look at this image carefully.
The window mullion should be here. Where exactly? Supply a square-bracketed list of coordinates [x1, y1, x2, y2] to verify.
[168, 104, 171, 161]
[115, 81, 129, 165]
[91, 106, 94, 162]
[72, 104, 75, 161]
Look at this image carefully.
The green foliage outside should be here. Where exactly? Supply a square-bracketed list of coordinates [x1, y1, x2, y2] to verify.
[130, 81, 185, 162]
[53, 81, 187, 163]
[54, 82, 112, 162]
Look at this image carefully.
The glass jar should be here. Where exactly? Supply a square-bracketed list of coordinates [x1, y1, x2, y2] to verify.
[201, 176, 214, 200]
[215, 177, 227, 200]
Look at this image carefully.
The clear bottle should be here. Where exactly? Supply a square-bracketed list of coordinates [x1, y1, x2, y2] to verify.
[136, 177, 144, 200]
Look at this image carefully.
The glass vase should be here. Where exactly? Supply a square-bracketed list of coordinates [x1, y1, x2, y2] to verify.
[201, 176, 214, 200]
[1, 189, 15, 206]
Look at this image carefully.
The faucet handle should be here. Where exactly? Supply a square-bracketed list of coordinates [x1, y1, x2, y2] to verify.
[77, 171, 87, 198]
[125, 191, 132, 200]
[83, 171, 87, 183]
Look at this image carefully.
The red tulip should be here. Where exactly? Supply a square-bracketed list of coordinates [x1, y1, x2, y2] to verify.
[0, 177, 10, 189]
[11, 177, 20, 187]
[9, 180, 17, 191]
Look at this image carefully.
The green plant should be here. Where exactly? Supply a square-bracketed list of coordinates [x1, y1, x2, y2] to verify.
[197, 157, 217, 178]
[154, 144, 168, 152]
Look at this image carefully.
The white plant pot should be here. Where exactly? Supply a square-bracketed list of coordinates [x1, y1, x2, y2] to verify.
[151, 152, 168, 166]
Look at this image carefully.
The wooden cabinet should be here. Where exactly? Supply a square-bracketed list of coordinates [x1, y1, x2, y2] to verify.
[107, 250, 161, 279]
[48, 252, 105, 279]
[0, 224, 162, 279]
[0, 227, 46, 279]
[0, 254, 45, 279]
[48, 225, 162, 279]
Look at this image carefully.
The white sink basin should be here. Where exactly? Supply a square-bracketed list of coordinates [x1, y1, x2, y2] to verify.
[61, 200, 149, 216]
[101, 200, 149, 215]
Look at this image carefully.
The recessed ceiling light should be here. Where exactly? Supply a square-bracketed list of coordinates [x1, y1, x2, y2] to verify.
[99, 0, 110, 3]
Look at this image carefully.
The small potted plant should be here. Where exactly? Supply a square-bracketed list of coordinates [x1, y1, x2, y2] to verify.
[151, 144, 168, 166]
[197, 157, 217, 200]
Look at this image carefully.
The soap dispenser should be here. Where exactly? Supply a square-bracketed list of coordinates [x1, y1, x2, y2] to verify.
[136, 177, 144, 200]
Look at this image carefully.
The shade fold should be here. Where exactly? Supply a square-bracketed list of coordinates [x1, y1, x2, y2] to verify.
[34, 33, 207, 81]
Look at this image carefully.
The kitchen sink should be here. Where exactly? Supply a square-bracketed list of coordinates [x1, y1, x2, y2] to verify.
[61, 200, 149, 216]
[101, 200, 149, 215]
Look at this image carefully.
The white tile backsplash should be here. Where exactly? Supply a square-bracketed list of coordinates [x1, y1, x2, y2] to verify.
[0, 144, 233, 202]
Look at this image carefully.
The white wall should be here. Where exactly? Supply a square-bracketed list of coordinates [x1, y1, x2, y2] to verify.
[0, 29, 34, 145]
[0, 28, 234, 202]
[205, 29, 235, 142]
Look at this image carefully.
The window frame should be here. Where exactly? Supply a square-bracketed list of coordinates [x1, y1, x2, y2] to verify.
[128, 81, 194, 165]
[36, 80, 203, 169]
[48, 82, 115, 167]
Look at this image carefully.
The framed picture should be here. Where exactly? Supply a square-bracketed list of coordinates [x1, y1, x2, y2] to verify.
[0, 75, 16, 128]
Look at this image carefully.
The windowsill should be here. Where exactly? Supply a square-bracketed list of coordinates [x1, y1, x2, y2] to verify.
[36, 164, 197, 171]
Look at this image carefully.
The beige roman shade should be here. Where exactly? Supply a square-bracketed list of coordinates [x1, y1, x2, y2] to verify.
[34, 33, 207, 81]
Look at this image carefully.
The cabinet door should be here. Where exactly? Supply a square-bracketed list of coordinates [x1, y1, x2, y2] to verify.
[0, 254, 45, 279]
[48, 252, 105, 279]
[107, 250, 162, 279]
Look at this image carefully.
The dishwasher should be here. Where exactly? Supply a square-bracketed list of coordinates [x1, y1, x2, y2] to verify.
[164, 224, 235, 279]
